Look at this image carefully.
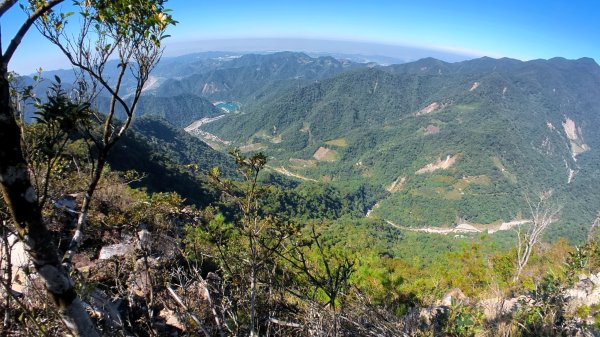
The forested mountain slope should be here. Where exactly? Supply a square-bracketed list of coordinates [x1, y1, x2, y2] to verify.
[109, 116, 236, 206]
[151, 51, 365, 102]
[202, 57, 600, 239]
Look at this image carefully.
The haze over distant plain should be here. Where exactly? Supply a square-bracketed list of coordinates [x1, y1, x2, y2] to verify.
[3, 0, 599, 73]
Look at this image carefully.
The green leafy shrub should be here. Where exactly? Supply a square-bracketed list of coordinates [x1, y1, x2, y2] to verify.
[437, 302, 485, 337]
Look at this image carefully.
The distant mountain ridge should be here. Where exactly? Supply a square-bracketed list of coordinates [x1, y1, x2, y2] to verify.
[150, 51, 365, 103]
[27, 51, 366, 123]
[199, 55, 600, 239]
[21, 52, 600, 239]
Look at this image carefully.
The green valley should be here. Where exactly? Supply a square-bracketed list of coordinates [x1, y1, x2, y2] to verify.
[4, 48, 600, 336]
[197, 56, 600, 241]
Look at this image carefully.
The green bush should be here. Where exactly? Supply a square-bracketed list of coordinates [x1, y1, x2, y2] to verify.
[437, 302, 485, 337]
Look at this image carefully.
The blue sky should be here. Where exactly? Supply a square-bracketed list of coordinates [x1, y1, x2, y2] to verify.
[3, 0, 599, 74]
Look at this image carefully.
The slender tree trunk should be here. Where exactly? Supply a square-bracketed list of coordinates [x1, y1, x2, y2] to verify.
[0, 64, 99, 337]
[250, 265, 256, 336]
[250, 244, 257, 337]
[513, 192, 560, 282]
[62, 156, 106, 267]
[1, 222, 12, 327]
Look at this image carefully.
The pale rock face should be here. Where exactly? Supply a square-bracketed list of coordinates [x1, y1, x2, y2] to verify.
[442, 272, 600, 323]
[416, 102, 440, 115]
[441, 288, 466, 306]
[88, 289, 124, 330]
[159, 308, 186, 331]
[128, 266, 152, 297]
[386, 176, 407, 193]
[98, 243, 135, 260]
[563, 118, 579, 141]
[590, 273, 600, 286]
[137, 229, 152, 251]
[481, 297, 519, 320]
[562, 117, 589, 159]
[416, 155, 458, 174]
[563, 272, 600, 320]
[0, 234, 31, 293]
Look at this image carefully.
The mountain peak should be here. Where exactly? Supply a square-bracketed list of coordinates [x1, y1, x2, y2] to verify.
[574, 57, 599, 68]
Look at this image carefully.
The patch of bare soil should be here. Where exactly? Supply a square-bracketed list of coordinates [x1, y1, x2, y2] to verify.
[239, 143, 265, 153]
[384, 219, 531, 235]
[184, 115, 226, 132]
[271, 134, 283, 144]
[416, 102, 440, 116]
[562, 117, 590, 158]
[269, 166, 318, 182]
[563, 118, 578, 140]
[313, 147, 338, 161]
[487, 220, 530, 234]
[201, 82, 220, 94]
[416, 155, 458, 174]
[289, 158, 317, 168]
[386, 176, 407, 193]
[424, 124, 440, 135]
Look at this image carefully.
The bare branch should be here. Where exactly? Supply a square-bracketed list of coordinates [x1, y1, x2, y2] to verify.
[268, 317, 304, 329]
[167, 286, 211, 337]
[2, 0, 64, 63]
[587, 212, 600, 242]
[514, 190, 561, 282]
[0, 0, 18, 18]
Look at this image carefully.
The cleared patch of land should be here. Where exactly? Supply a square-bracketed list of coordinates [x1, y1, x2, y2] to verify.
[386, 176, 407, 193]
[453, 103, 480, 112]
[300, 122, 310, 133]
[423, 124, 440, 135]
[492, 156, 517, 183]
[289, 158, 317, 169]
[239, 143, 266, 153]
[562, 117, 589, 158]
[187, 129, 231, 149]
[416, 155, 458, 174]
[384, 219, 531, 235]
[184, 115, 226, 132]
[325, 137, 348, 147]
[313, 147, 339, 161]
[271, 134, 283, 143]
[416, 102, 440, 116]
[269, 165, 318, 182]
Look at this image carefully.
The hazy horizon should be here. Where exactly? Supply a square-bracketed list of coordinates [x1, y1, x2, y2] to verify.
[162, 38, 483, 64]
[11, 37, 600, 76]
[4, 1, 599, 74]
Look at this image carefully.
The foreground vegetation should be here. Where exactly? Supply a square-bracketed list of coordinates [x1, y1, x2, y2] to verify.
[2, 113, 600, 335]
